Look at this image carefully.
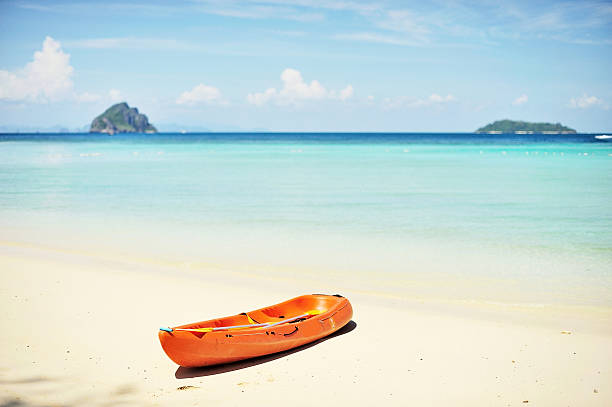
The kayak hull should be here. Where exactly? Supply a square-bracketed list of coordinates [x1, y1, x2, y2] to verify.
[158, 294, 353, 367]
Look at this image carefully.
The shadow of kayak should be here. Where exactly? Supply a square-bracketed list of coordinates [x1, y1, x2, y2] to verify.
[175, 320, 357, 378]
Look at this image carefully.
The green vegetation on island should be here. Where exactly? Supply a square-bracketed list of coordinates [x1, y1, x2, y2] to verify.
[90, 102, 157, 134]
[476, 120, 576, 134]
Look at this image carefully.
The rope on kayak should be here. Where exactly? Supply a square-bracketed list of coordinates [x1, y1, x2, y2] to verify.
[240, 312, 260, 324]
[283, 326, 299, 336]
[160, 310, 323, 335]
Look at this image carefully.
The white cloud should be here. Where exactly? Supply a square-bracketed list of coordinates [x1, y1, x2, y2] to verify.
[247, 88, 277, 106]
[280, 68, 327, 99]
[176, 83, 223, 105]
[108, 89, 123, 102]
[339, 85, 354, 101]
[427, 93, 455, 104]
[569, 94, 606, 109]
[0, 36, 133, 105]
[0, 36, 74, 102]
[512, 94, 528, 105]
[383, 93, 456, 109]
[247, 68, 353, 106]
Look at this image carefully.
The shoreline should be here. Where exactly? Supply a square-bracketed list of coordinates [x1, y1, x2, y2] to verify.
[2, 237, 612, 305]
[1, 239, 611, 335]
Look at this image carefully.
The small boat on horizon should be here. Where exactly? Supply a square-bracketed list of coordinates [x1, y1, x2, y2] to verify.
[594, 135, 611, 140]
[158, 294, 353, 367]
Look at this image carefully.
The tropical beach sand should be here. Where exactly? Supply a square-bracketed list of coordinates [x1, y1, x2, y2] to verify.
[1, 242, 610, 407]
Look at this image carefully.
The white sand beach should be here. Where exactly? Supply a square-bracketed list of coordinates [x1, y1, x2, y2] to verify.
[3, 0, 612, 405]
[1, 241, 610, 407]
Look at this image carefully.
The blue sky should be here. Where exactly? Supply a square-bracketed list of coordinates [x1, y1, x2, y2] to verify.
[0, 0, 611, 131]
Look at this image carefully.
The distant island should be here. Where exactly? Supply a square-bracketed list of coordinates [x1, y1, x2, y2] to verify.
[476, 120, 576, 134]
[90, 102, 157, 135]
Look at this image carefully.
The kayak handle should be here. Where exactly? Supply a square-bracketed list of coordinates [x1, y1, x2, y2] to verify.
[159, 327, 173, 333]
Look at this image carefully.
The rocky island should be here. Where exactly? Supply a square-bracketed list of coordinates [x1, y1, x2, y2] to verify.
[89, 102, 157, 134]
[476, 120, 576, 134]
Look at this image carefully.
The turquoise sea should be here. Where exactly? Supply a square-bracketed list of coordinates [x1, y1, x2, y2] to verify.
[1, 133, 611, 306]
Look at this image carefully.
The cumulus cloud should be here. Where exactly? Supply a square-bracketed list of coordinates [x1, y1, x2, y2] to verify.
[108, 89, 123, 102]
[339, 85, 354, 101]
[569, 94, 606, 109]
[247, 68, 354, 106]
[247, 88, 277, 106]
[512, 94, 528, 106]
[383, 93, 456, 109]
[0, 36, 74, 102]
[176, 83, 223, 105]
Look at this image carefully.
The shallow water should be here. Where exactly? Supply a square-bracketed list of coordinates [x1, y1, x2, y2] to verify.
[1, 133, 611, 306]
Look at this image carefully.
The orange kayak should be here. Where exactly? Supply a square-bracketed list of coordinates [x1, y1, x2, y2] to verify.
[158, 294, 353, 367]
